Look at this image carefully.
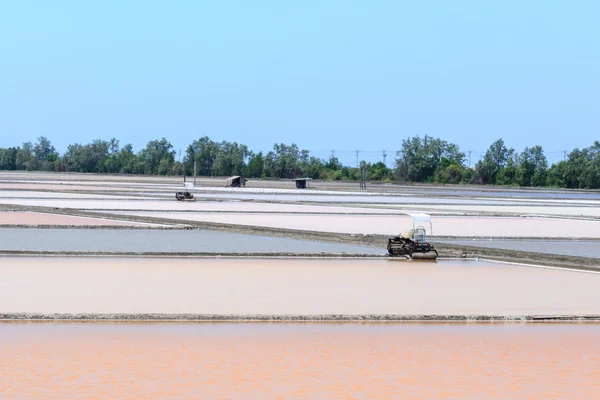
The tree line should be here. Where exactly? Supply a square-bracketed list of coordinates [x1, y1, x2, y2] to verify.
[0, 135, 599, 189]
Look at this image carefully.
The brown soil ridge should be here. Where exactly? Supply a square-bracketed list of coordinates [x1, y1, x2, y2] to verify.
[0, 251, 385, 258]
[2, 313, 600, 322]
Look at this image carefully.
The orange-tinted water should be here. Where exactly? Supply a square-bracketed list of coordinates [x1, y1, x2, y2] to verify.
[1, 323, 599, 399]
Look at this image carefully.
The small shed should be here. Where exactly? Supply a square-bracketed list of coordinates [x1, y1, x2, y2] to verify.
[226, 176, 247, 187]
[292, 178, 313, 189]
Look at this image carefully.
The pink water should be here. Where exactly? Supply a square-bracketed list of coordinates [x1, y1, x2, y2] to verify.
[3, 258, 600, 316]
[1, 323, 599, 399]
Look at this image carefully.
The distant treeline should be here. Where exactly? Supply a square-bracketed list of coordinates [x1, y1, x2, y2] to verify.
[0, 136, 599, 189]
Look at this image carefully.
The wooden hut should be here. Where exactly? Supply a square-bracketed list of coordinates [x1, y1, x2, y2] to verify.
[292, 178, 312, 189]
[226, 176, 247, 187]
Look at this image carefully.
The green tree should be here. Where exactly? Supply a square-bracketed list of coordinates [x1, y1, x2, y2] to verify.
[461, 168, 475, 184]
[263, 143, 304, 178]
[16, 142, 35, 170]
[325, 155, 343, 172]
[302, 156, 326, 179]
[548, 160, 569, 188]
[186, 136, 219, 176]
[0, 147, 18, 170]
[246, 152, 264, 178]
[394, 135, 464, 182]
[103, 138, 122, 173]
[33, 136, 57, 167]
[212, 141, 250, 176]
[117, 144, 139, 174]
[476, 139, 511, 184]
[63, 140, 111, 173]
[516, 146, 548, 187]
[434, 158, 465, 184]
[139, 138, 175, 175]
[367, 162, 393, 181]
[495, 149, 518, 185]
[579, 142, 600, 189]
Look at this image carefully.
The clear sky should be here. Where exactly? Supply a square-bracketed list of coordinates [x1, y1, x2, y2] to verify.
[1, 0, 598, 166]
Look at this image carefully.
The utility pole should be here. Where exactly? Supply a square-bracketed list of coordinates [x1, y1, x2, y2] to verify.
[193, 160, 197, 187]
[356, 150, 359, 167]
[360, 161, 367, 190]
[468, 150, 472, 167]
[383, 151, 387, 166]
[331, 150, 335, 159]
[563, 150, 567, 161]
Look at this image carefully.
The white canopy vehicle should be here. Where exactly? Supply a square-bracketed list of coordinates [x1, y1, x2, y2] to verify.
[387, 213, 438, 260]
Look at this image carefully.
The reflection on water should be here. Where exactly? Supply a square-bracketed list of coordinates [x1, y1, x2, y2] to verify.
[1, 323, 599, 399]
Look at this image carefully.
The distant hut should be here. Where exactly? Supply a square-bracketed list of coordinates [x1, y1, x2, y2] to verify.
[226, 176, 247, 187]
[292, 178, 312, 189]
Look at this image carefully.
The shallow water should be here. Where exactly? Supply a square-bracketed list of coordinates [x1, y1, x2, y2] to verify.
[0, 228, 381, 254]
[1, 323, 599, 399]
[442, 239, 600, 259]
[2, 258, 600, 315]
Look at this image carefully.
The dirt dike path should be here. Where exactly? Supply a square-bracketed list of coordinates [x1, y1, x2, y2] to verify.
[2, 313, 600, 322]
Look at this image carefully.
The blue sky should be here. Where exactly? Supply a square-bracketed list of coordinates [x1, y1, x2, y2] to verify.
[1, 0, 598, 166]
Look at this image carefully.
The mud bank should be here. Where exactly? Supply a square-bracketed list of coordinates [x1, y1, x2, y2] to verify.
[0, 252, 385, 258]
[2, 313, 600, 321]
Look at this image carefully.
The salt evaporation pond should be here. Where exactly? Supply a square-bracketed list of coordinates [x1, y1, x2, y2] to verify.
[172, 192, 546, 206]
[0, 195, 546, 208]
[2, 323, 599, 399]
[107, 212, 600, 238]
[0, 228, 381, 254]
[404, 188, 600, 200]
[442, 239, 600, 259]
[2, 258, 600, 316]
[0, 211, 152, 227]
